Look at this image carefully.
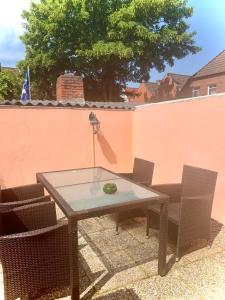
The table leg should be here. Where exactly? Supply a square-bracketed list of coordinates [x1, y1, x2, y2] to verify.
[68, 218, 80, 300]
[158, 202, 168, 276]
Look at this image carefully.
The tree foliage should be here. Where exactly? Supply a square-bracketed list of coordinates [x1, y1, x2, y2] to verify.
[20, 0, 200, 101]
[0, 70, 22, 101]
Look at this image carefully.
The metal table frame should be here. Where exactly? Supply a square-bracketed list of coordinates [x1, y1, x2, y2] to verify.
[37, 167, 169, 300]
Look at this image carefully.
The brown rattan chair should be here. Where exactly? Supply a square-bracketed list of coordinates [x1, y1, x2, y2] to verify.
[147, 165, 217, 260]
[116, 158, 154, 233]
[0, 201, 70, 300]
[119, 158, 154, 186]
[0, 183, 50, 235]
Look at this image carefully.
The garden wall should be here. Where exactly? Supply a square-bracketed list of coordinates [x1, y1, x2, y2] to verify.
[133, 93, 225, 223]
[0, 107, 133, 187]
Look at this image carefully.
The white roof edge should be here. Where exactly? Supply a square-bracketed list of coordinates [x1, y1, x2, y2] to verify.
[135, 92, 225, 109]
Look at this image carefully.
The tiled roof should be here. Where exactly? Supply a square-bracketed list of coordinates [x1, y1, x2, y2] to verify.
[167, 73, 191, 89]
[144, 82, 158, 93]
[193, 49, 225, 78]
[0, 100, 138, 110]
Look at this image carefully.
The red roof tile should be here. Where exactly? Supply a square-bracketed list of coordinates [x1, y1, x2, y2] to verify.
[167, 73, 191, 88]
[193, 49, 225, 78]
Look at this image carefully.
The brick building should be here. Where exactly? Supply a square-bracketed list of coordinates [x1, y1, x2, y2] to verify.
[155, 73, 190, 102]
[126, 49, 225, 103]
[125, 82, 158, 103]
[181, 49, 225, 98]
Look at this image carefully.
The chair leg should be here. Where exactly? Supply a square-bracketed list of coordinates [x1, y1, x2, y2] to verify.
[115, 217, 119, 235]
[207, 238, 212, 249]
[176, 245, 181, 262]
[146, 215, 150, 238]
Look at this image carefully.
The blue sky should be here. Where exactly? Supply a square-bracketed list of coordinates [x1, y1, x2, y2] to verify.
[0, 0, 225, 84]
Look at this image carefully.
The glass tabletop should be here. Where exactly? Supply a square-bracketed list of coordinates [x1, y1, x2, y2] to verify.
[56, 178, 160, 212]
[42, 167, 119, 187]
[39, 167, 161, 216]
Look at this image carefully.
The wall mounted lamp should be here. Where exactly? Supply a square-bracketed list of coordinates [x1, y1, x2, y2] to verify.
[89, 112, 100, 134]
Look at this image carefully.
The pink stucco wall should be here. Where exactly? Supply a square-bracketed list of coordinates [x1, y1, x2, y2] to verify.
[133, 94, 225, 223]
[0, 107, 133, 187]
[1, 94, 225, 223]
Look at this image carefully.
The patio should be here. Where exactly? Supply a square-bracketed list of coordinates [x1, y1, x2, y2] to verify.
[0, 209, 224, 300]
[1, 94, 225, 299]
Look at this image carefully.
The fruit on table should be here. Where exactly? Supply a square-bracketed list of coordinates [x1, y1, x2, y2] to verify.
[103, 183, 117, 194]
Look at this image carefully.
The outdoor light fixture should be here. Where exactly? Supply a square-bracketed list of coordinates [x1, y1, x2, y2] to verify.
[89, 112, 100, 134]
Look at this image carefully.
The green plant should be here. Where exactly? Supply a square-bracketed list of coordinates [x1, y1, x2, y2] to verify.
[20, 0, 200, 100]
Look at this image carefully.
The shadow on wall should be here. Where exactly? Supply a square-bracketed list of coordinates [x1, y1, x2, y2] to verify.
[97, 132, 117, 164]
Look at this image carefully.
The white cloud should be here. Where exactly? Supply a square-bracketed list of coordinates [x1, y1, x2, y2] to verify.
[0, 0, 40, 66]
[0, 0, 33, 34]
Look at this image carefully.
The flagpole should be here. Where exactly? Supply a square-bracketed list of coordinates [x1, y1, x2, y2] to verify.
[28, 66, 31, 100]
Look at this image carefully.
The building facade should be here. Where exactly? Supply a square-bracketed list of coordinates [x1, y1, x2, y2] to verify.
[126, 49, 225, 103]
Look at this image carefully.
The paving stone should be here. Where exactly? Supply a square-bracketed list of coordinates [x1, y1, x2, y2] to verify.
[125, 241, 159, 265]
[0, 284, 3, 300]
[211, 225, 225, 248]
[102, 250, 135, 271]
[1, 215, 225, 300]
[171, 255, 225, 298]
[79, 243, 107, 280]
[183, 241, 222, 263]
[96, 215, 116, 230]
[86, 228, 140, 254]
[93, 288, 141, 299]
[79, 218, 104, 234]
[95, 265, 146, 293]
[55, 203, 66, 220]
[125, 223, 155, 243]
[127, 272, 197, 300]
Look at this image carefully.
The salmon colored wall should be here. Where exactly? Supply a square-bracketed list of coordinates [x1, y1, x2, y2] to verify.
[0, 107, 133, 187]
[133, 94, 225, 224]
[1, 94, 225, 223]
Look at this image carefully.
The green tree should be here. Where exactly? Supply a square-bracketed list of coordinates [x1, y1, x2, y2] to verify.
[20, 0, 200, 101]
[0, 69, 22, 101]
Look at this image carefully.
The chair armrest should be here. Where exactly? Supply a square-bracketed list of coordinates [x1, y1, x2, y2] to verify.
[150, 183, 182, 203]
[2, 200, 57, 234]
[1, 183, 44, 203]
[0, 220, 68, 240]
[118, 173, 133, 180]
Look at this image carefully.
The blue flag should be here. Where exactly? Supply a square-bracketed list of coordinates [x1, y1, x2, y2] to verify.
[21, 67, 31, 101]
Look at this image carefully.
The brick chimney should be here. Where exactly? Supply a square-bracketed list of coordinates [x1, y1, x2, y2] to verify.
[56, 73, 84, 101]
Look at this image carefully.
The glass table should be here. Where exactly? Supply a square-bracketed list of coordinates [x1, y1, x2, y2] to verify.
[37, 167, 169, 300]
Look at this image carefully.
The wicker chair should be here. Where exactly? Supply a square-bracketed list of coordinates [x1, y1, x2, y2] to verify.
[119, 158, 154, 186]
[147, 165, 218, 260]
[0, 183, 50, 235]
[116, 158, 154, 233]
[0, 201, 70, 300]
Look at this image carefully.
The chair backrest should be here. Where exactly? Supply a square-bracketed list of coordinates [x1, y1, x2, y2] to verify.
[178, 165, 217, 248]
[181, 165, 217, 198]
[132, 158, 154, 185]
[2, 201, 57, 235]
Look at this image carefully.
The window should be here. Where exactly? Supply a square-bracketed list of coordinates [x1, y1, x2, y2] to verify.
[208, 84, 217, 95]
[192, 87, 200, 97]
